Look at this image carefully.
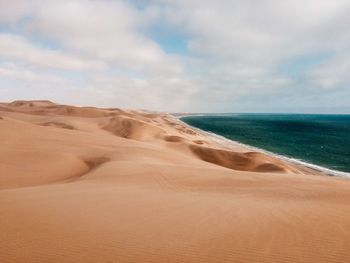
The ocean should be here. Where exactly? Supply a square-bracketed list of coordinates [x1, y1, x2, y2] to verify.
[181, 114, 350, 176]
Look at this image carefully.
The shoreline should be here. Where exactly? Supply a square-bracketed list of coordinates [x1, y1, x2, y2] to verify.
[177, 116, 350, 178]
[2, 100, 350, 263]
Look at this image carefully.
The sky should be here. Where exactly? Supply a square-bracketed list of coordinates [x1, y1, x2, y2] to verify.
[0, 0, 350, 113]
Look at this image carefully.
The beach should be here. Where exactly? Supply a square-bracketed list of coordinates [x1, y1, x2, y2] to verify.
[181, 114, 350, 176]
[1, 100, 350, 262]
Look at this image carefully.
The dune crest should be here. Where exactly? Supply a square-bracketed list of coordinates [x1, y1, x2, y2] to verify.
[1, 100, 350, 263]
[101, 115, 166, 140]
[189, 145, 288, 173]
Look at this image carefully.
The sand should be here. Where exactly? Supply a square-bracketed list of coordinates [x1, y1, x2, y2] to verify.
[1, 100, 350, 263]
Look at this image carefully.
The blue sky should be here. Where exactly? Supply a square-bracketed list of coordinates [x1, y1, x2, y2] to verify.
[0, 0, 350, 113]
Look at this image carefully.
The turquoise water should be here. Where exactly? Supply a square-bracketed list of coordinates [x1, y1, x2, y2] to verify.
[181, 114, 350, 174]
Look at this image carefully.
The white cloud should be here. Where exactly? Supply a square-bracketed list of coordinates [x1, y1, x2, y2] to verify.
[0, 0, 196, 110]
[307, 53, 350, 90]
[146, 0, 350, 110]
[28, 0, 183, 75]
[0, 63, 65, 83]
[0, 0, 40, 23]
[0, 33, 107, 71]
[85, 74, 199, 111]
[0, 0, 350, 112]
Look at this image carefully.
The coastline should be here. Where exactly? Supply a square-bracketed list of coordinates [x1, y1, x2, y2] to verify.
[177, 116, 350, 178]
[2, 100, 350, 263]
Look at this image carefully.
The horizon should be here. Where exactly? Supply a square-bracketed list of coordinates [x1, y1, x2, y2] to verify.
[3, 99, 350, 115]
[1, 0, 350, 114]
[0, 99, 350, 117]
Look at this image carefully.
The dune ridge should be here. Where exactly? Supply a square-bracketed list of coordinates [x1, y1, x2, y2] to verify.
[1, 100, 350, 263]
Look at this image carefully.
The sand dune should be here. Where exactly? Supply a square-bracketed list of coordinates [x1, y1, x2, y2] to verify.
[101, 115, 166, 140]
[1, 100, 350, 262]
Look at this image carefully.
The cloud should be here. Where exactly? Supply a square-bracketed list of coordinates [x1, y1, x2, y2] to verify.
[28, 0, 184, 75]
[146, 0, 350, 111]
[0, 0, 39, 23]
[0, 0, 350, 112]
[85, 73, 199, 111]
[0, 33, 107, 71]
[0, 0, 196, 110]
[307, 53, 350, 89]
[0, 63, 65, 83]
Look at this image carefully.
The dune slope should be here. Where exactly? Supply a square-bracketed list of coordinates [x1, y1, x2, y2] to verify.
[1, 100, 350, 263]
